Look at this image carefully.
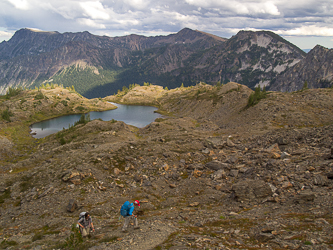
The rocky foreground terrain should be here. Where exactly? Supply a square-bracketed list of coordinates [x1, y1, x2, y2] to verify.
[0, 83, 333, 249]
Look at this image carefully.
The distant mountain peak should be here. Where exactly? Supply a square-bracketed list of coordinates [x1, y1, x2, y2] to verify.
[15, 28, 58, 35]
[270, 44, 333, 91]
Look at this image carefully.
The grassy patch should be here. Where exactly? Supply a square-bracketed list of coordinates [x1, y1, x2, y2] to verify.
[281, 213, 315, 221]
[155, 231, 180, 250]
[155, 118, 166, 122]
[0, 240, 18, 249]
[11, 166, 31, 174]
[20, 181, 33, 192]
[0, 189, 11, 204]
[284, 223, 322, 232]
[99, 236, 118, 243]
[31, 224, 61, 242]
[1, 124, 36, 153]
[83, 176, 95, 184]
[32, 233, 44, 242]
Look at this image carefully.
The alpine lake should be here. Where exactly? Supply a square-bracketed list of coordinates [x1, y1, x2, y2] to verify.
[30, 103, 163, 139]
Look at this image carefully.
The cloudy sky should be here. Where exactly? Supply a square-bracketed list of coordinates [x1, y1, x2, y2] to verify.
[0, 0, 332, 50]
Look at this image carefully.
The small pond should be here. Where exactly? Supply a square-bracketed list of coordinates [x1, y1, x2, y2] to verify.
[30, 102, 163, 139]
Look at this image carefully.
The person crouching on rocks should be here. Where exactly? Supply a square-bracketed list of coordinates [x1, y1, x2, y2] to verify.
[120, 200, 140, 232]
[78, 212, 95, 237]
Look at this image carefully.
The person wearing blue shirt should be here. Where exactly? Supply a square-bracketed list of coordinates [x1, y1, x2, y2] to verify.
[121, 200, 140, 232]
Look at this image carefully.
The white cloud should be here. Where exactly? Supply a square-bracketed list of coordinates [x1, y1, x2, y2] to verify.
[37, 1, 83, 20]
[78, 18, 106, 29]
[122, 0, 151, 10]
[277, 26, 333, 36]
[0, 30, 13, 37]
[185, 0, 280, 16]
[80, 1, 110, 20]
[7, 0, 30, 10]
[0, 30, 13, 41]
[117, 18, 140, 26]
[258, 1, 280, 15]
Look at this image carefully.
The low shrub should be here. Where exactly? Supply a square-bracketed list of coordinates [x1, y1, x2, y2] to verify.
[74, 114, 91, 126]
[76, 106, 85, 112]
[5, 87, 22, 99]
[64, 224, 83, 249]
[61, 100, 68, 106]
[1, 109, 13, 122]
[0, 240, 18, 248]
[32, 233, 43, 242]
[34, 91, 45, 100]
[246, 86, 267, 108]
[60, 137, 66, 145]
[0, 188, 11, 203]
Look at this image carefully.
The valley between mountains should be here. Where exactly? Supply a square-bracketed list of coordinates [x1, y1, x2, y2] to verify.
[0, 82, 333, 249]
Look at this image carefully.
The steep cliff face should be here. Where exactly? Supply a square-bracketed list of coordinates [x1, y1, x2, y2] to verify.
[183, 30, 305, 88]
[270, 45, 333, 91]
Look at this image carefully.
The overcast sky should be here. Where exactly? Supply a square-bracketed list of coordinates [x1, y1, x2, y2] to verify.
[0, 0, 332, 50]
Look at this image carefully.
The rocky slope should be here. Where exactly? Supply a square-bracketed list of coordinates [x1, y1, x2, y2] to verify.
[271, 45, 333, 92]
[0, 83, 333, 249]
[0, 28, 308, 98]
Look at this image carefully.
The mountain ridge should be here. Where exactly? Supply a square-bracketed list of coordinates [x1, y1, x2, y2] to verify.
[0, 27, 331, 98]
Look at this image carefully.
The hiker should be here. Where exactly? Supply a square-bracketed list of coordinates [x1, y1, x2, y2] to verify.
[78, 212, 95, 237]
[120, 200, 140, 232]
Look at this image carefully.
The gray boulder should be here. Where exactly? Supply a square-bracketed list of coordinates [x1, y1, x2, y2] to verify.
[67, 199, 78, 213]
[205, 161, 230, 171]
[231, 179, 273, 202]
[294, 191, 316, 204]
[313, 174, 328, 186]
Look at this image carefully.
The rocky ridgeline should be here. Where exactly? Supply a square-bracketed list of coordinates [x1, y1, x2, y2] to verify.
[271, 45, 333, 92]
[0, 27, 312, 98]
[0, 84, 333, 249]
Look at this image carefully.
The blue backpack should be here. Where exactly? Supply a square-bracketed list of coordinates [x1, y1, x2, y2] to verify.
[120, 201, 130, 217]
